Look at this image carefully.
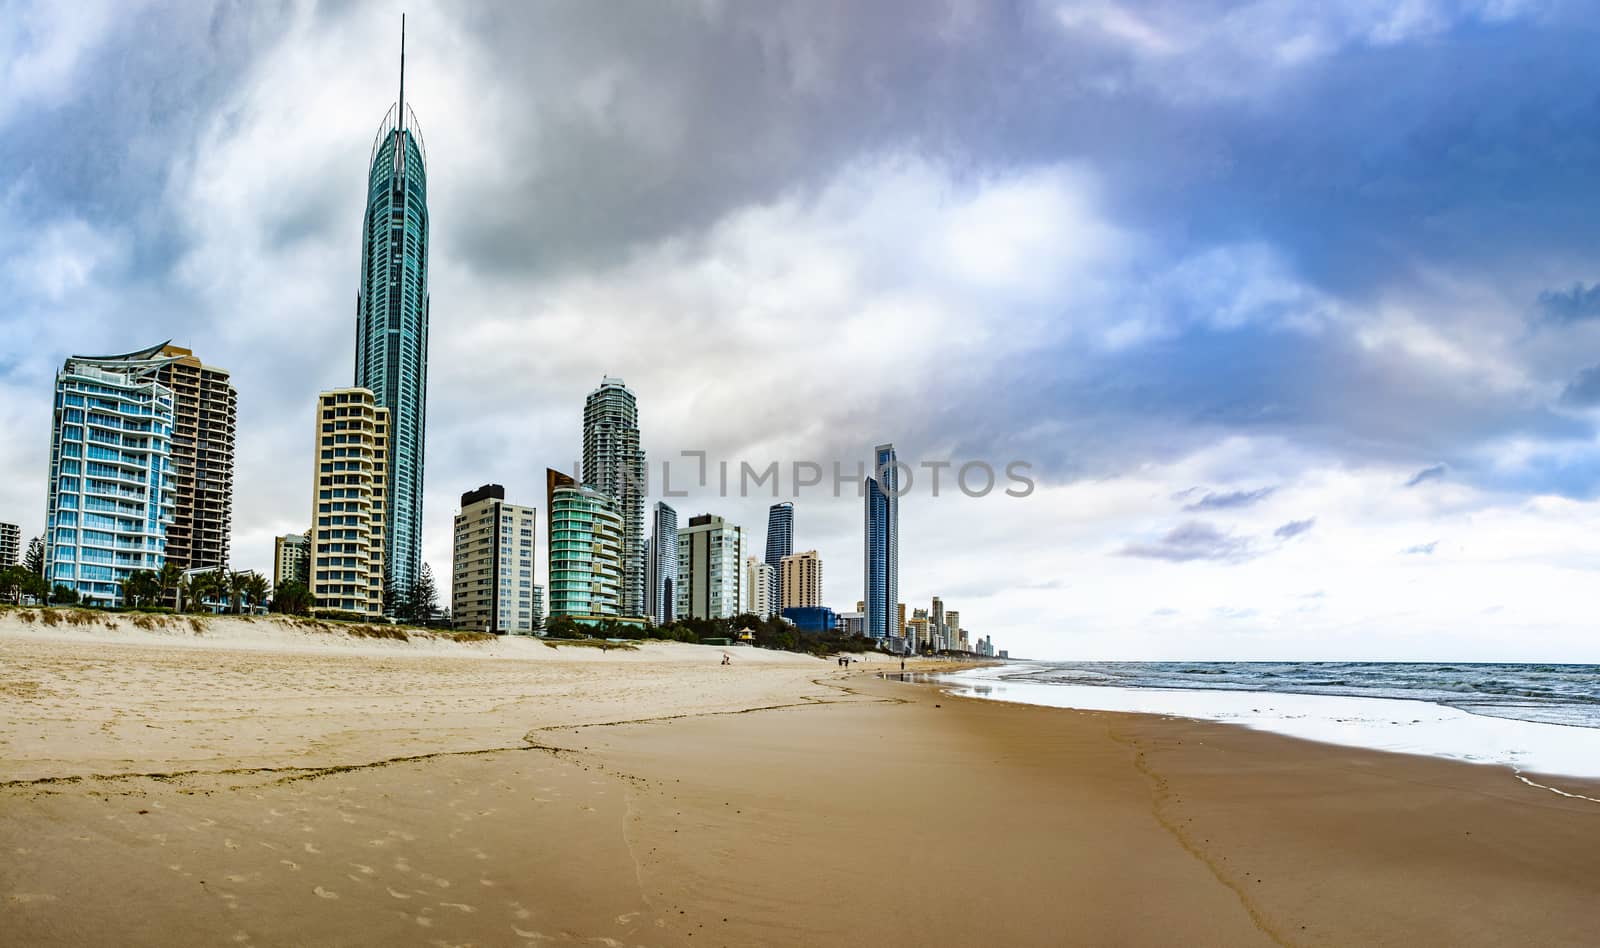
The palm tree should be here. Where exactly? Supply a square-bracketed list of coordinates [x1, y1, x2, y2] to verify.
[226, 571, 249, 615]
[189, 570, 223, 613]
[156, 562, 184, 610]
[119, 570, 160, 608]
[244, 573, 269, 614]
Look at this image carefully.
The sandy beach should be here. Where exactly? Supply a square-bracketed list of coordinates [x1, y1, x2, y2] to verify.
[3, 613, 1599, 946]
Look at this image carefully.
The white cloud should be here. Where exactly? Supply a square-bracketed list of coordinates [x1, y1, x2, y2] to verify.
[0, 0, 129, 128]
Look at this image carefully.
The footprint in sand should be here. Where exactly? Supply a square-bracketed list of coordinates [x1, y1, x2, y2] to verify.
[303, 842, 321, 854]
[312, 886, 339, 900]
[350, 863, 375, 876]
[386, 887, 411, 900]
[439, 902, 476, 914]
[8, 893, 58, 904]
[280, 860, 300, 871]
[225, 874, 253, 884]
[224, 838, 240, 850]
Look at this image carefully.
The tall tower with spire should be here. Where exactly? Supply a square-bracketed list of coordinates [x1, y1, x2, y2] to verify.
[355, 15, 430, 604]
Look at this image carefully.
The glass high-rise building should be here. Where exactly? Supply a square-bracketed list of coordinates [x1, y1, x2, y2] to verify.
[546, 469, 624, 621]
[44, 347, 178, 605]
[647, 501, 678, 625]
[862, 443, 899, 639]
[354, 18, 430, 603]
[582, 378, 646, 617]
[763, 501, 793, 618]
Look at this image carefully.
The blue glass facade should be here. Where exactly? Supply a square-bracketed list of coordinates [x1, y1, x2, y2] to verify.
[764, 501, 792, 618]
[783, 605, 838, 635]
[648, 501, 678, 625]
[862, 443, 899, 639]
[44, 349, 177, 605]
[354, 39, 430, 602]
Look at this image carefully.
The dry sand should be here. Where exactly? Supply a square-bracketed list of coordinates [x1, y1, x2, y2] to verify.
[3, 613, 1598, 946]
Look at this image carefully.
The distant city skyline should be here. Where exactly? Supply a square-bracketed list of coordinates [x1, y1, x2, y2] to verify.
[10, 4, 1600, 659]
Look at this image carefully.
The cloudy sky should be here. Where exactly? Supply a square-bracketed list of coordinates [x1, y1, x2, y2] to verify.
[5, 0, 1600, 660]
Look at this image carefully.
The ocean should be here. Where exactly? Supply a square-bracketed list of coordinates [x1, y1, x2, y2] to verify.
[939, 661, 1600, 784]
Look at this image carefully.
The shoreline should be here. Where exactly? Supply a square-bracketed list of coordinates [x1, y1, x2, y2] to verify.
[4, 626, 1600, 945]
[934, 664, 1600, 785]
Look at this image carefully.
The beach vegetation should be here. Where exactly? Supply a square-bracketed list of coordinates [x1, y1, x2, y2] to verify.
[23, 536, 45, 577]
[0, 565, 49, 605]
[271, 580, 315, 616]
[539, 613, 883, 657]
[50, 584, 79, 606]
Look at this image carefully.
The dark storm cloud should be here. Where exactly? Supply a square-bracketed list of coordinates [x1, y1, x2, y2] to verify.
[1560, 366, 1600, 408]
[1119, 521, 1253, 563]
[1273, 518, 1315, 539]
[1405, 465, 1448, 488]
[1184, 487, 1275, 511]
[1538, 284, 1600, 326]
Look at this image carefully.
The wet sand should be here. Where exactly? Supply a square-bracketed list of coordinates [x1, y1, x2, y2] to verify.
[3, 623, 1599, 946]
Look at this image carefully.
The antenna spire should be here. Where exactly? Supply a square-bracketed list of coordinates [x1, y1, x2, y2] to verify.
[398, 14, 406, 131]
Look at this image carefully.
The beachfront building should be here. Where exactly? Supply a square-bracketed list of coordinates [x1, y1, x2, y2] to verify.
[908, 609, 930, 650]
[43, 347, 177, 605]
[677, 514, 743, 620]
[781, 549, 823, 609]
[583, 378, 646, 618]
[946, 610, 962, 651]
[157, 344, 237, 573]
[354, 20, 431, 604]
[931, 597, 947, 651]
[764, 501, 793, 618]
[452, 484, 539, 635]
[309, 388, 389, 616]
[647, 501, 678, 625]
[839, 611, 864, 636]
[546, 469, 625, 622]
[0, 522, 19, 567]
[272, 532, 310, 590]
[863, 442, 899, 639]
[782, 605, 837, 634]
[745, 556, 775, 620]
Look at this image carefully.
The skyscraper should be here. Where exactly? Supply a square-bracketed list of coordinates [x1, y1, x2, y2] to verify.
[781, 550, 823, 610]
[354, 17, 430, 604]
[863, 443, 899, 639]
[648, 501, 678, 625]
[309, 388, 389, 616]
[451, 484, 539, 634]
[155, 344, 236, 573]
[677, 514, 743, 620]
[764, 502, 793, 619]
[932, 596, 946, 651]
[583, 378, 646, 617]
[546, 469, 624, 621]
[744, 555, 774, 621]
[44, 346, 177, 605]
